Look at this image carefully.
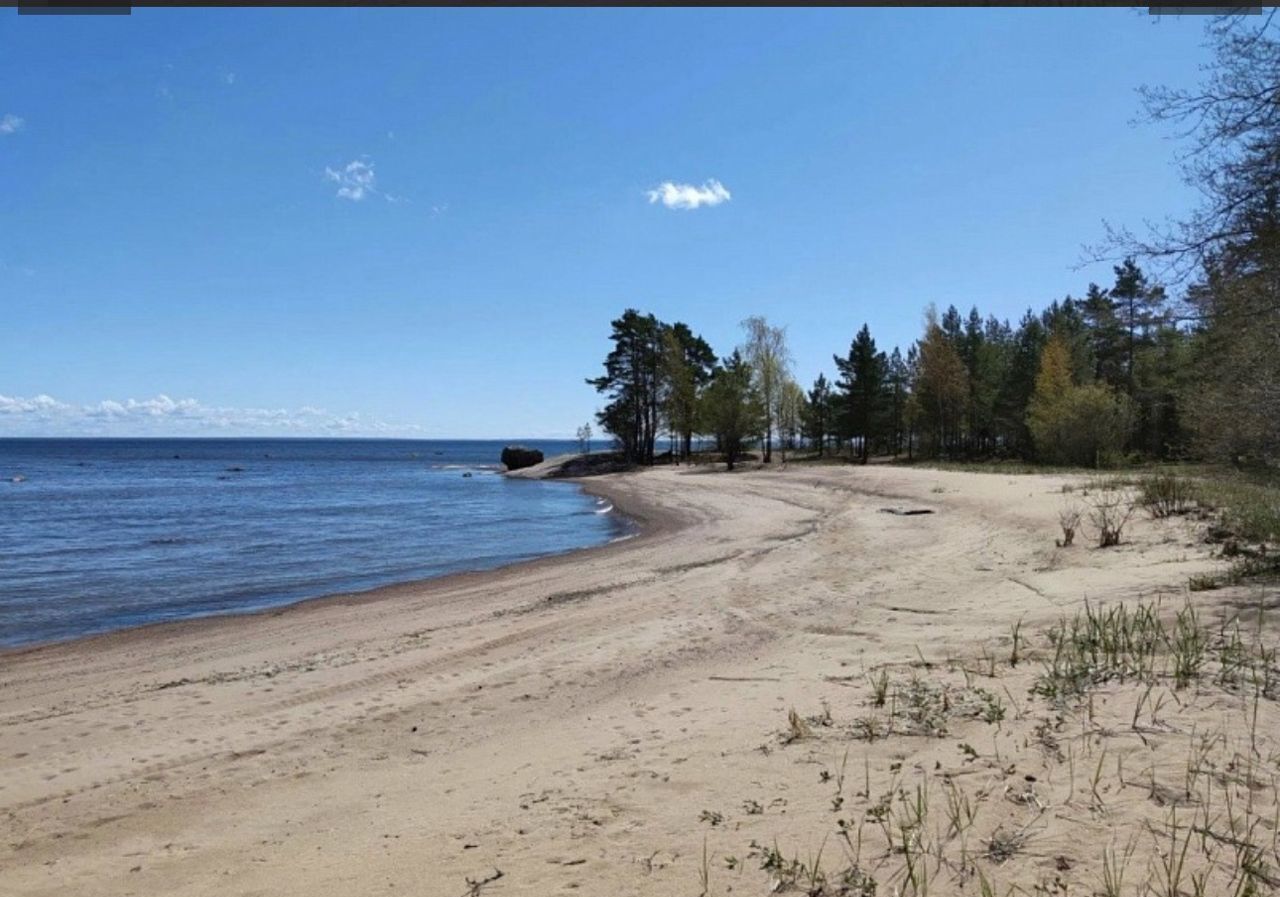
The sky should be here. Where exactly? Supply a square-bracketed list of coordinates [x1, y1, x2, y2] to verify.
[0, 8, 1216, 438]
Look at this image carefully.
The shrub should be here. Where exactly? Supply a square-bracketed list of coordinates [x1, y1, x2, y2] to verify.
[1088, 486, 1136, 547]
[1195, 476, 1280, 545]
[1029, 383, 1132, 468]
[1139, 473, 1197, 518]
[1057, 499, 1082, 547]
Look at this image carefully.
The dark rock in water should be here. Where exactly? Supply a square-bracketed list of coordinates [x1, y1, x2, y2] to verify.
[500, 446, 544, 471]
[462, 472, 473, 478]
[226, 466, 245, 473]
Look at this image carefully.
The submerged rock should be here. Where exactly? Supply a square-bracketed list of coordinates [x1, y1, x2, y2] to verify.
[500, 446, 544, 471]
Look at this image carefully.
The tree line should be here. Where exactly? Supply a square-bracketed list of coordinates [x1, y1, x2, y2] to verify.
[588, 15, 1278, 471]
[587, 255, 1195, 469]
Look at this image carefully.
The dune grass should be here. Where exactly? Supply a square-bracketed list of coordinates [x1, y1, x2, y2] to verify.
[717, 594, 1280, 897]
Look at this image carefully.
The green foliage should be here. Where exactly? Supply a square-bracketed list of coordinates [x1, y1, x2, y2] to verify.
[1195, 474, 1280, 545]
[741, 316, 791, 463]
[1029, 597, 1266, 704]
[587, 309, 668, 466]
[700, 350, 765, 471]
[1183, 272, 1280, 465]
[803, 373, 833, 457]
[1028, 380, 1132, 468]
[589, 311, 716, 466]
[775, 378, 807, 459]
[833, 324, 886, 463]
[915, 311, 970, 457]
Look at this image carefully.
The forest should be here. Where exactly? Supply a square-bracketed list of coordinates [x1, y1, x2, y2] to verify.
[587, 16, 1278, 474]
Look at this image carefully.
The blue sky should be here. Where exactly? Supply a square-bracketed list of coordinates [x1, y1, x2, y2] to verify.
[1, 8, 1211, 437]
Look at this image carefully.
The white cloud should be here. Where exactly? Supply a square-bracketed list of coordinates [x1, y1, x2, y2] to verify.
[646, 179, 731, 210]
[0, 394, 66, 414]
[221, 71, 236, 85]
[0, 393, 423, 437]
[323, 158, 408, 204]
[325, 158, 378, 201]
[0, 114, 24, 135]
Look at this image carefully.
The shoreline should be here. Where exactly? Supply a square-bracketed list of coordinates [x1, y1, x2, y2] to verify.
[0, 473, 673, 661]
[2, 463, 1249, 897]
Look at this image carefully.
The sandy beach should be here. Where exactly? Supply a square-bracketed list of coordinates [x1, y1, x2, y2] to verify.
[2, 463, 1273, 896]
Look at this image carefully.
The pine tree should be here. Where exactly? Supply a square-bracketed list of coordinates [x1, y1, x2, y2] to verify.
[885, 348, 910, 456]
[662, 322, 717, 460]
[1082, 282, 1125, 388]
[1109, 258, 1165, 396]
[803, 373, 832, 457]
[834, 324, 886, 463]
[588, 309, 666, 465]
[995, 310, 1046, 456]
[969, 317, 1012, 456]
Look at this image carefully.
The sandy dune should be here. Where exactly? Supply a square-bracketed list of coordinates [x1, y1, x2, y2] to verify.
[1, 463, 1267, 896]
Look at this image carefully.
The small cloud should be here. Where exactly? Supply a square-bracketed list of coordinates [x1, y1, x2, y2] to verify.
[0, 394, 67, 415]
[325, 158, 378, 202]
[221, 71, 236, 85]
[430, 203, 448, 217]
[324, 157, 408, 204]
[386, 130, 395, 140]
[156, 83, 173, 101]
[0, 114, 24, 135]
[646, 179, 731, 210]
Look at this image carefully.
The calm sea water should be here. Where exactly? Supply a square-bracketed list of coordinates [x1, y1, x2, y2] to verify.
[0, 439, 630, 648]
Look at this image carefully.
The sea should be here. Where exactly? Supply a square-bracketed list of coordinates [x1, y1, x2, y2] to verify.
[0, 438, 632, 649]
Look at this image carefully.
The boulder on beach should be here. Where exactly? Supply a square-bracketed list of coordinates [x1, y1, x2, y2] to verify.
[500, 445, 544, 471]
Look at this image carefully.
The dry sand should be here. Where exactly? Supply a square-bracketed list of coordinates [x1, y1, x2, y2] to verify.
[2, 463, 1275, 896]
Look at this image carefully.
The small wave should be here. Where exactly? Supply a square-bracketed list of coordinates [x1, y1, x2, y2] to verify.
[593, 502, 614, 515]
[148, 537, 197, 546]
[430, 463, 502, 472]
